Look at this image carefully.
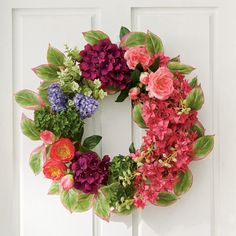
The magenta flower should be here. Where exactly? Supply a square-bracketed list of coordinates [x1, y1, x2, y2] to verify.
[70, 151, 110, 194]
[79, 39, 130, 90]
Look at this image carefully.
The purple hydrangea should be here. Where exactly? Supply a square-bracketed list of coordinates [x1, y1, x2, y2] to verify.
[47, 83, 67, 112]
[73, 93, 98, 119]
[70, 151, 110, 194]
[79, 38, 130, 90]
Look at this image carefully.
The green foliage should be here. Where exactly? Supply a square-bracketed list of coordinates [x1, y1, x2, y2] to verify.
[74, 193, 94, 212]
[29, 146, 44, 175]
[193, 135, 214, 160]
[47, 46, 65, 66]
[190, 121, 205, 138]
[119, 26, 130, 40]
[15, 89, 43, 110]
[174, 169, 193, 196]
[184, 86, 204, 110]
[120, 32, 146, 48]
[133, 103, 147, 128]
[94, 190, 110, 221]
[83, 135, 102, 150]
[167, 62, 194, 75]
[83, 30, 109, 45]
[64, 45, 81, 62]
[33, 64, 59, 80]
[129, 142, 135, 153]
[189, 76, 198, 88]
[156, 192, 178, 206]
[146, 30, 164, 55]
[107, 155, 136, 213]
[48, 182, 60, 195]
[21, 114, 40, 140]
[34, 107, 84, 141]
[60, 188, 80, 212]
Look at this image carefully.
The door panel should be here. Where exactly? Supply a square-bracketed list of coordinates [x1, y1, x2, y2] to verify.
[1, 1, 236, 236]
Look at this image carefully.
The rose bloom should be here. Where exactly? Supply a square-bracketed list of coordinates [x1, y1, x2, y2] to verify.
[129, 87, 140, 100]
[124, 46, 153, 70]
[43, 159, 66, 181]
[40, 130, 55, 144]
[50, 138, 75, 163]
[60, 174, 74, 191]
[146, 67, 174, 100]
[139, 72, 149, 85]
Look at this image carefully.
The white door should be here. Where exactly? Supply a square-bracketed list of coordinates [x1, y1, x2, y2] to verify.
[1, 0, 236, 235]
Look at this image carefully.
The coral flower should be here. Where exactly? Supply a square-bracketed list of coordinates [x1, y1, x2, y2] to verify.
[50, 138, 75, 163]
[147, 67, 174, 100]
[43, 159, 67, 181]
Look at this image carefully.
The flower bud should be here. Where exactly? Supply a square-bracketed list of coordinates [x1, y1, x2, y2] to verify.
[128, 87, 140, 100]
[40, 130, 56, 144]
[139, 72, 149, 85]
[60, 174, 74, 191]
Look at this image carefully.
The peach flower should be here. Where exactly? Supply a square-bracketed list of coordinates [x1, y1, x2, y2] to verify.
[124, 46, 153, 70]
[146, 67, 174, 100]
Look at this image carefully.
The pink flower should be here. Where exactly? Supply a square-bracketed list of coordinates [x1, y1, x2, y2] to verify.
[154, 120, 170, 140]
[147, 67, 174, 100]
[60, 174, 74, 191]
[140, 72, 149, 85]
[40, 130, 55, 144]
[133, 197, 146, 209]
[124, 46, 153, 70]
[129, 87, 140, 100]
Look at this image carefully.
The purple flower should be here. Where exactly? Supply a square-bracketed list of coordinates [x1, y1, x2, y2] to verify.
[79, 39, 130, 90]
[48, 83, 67, 112]
[73, 93, 98, 119]
[70, 151, 110, 194]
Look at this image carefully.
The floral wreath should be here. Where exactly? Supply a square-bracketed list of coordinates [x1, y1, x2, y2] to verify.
[15, 26, 214, 221]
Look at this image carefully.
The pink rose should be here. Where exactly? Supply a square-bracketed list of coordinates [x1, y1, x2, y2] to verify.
[129, 87, 140, 100]
[146, 67, 174, 100]
[60, 174, 74, 191]
[40, 130, 55, 144]
[140, 72, 150, 85]
[124, 46, 153, 70]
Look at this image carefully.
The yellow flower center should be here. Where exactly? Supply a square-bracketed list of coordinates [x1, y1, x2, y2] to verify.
[57, 145, 70, 159]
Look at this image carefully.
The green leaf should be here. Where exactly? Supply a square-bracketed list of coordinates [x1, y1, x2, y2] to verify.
[133, 103, 147, 129]
[83, 31, 109, 45]
[156, 192, 177, 206]
[146, 31, 164, 56]
[94, 190, 110, 221]
[48, 182, 60, 195]
[189, 76, 198, 88]
[115, 85, 131, 102]
[170, 55, 180, 62]
[149, 57, 160, 72]
[21, 114, 40, 140]
[119, 26, 130, 40]
[129, 142, 135, 153]
[190, 121, 205, 137]
[47, 46, 65, 66]
[174, 169, 193, 196]
[184, 86, 204, 110]
[83, 135, 102, 150]
[33, 64, 59, 80]
[167, 62, 194, 74]
[120, 32, 146, 48]
[74, 193, 94, 212]
[131, 68, 141, 84]
[193, 135, 214, 160]
[29, 145, 45, 175]
[15, 89, 44, 110]
[60, 188, 79, 212]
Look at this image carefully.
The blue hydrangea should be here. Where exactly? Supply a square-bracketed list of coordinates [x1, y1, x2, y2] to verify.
[73, 93, 99, 119]
[47, 83, 67, 112]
